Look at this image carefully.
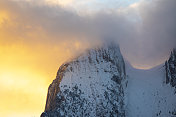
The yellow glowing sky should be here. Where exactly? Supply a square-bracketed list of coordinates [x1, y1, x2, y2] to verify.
[0, 43, 69, 116]
[0, 4, 89, 116]
[0, 40, 89, 117]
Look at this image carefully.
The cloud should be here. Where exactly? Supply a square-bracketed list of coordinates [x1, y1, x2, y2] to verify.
[121, 0, 176, 68]
[0, 0, 176, 68]
[0, 0, 134, 52]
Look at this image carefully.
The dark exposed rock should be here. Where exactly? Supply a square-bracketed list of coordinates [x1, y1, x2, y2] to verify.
[165, 48, 176, 89]
[44, 63, 69, 112]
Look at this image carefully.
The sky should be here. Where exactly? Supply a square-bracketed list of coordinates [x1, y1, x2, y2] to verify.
[0, 0, 176, 116]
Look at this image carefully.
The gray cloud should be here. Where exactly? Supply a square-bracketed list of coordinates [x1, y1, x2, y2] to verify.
[125, 0, 176, 68]
[0, 0, 176, 69]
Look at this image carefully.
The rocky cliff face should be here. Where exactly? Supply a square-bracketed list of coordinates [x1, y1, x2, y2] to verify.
[165, 49, 176, 90]
[41, 43, 127, 117]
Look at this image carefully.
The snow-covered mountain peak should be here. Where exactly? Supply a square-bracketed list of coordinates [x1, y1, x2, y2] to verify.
[41, 43, 127, 117]
[41, 44, 176, 117]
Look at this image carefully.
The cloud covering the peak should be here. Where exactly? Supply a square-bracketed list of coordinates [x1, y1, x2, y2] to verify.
[1, 0, 176, 68]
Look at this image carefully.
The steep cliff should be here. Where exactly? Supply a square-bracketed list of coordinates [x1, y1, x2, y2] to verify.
[41, 43, 127, 117]
[165, 48, 176, 90]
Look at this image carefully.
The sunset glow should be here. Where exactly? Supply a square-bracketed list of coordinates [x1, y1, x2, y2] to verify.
[0, 23, 89, 116]
[0, 43, 70, 116]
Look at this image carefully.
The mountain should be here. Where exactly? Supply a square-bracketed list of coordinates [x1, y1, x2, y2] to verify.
[41, 44, 176, 117]
[41, 43, 127, 117]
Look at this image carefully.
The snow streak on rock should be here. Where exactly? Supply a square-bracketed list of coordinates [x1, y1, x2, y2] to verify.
[165, 48, 176, 90]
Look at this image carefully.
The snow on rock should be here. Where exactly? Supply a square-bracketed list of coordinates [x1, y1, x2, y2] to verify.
[41, 43, 127, 117]
[165, 48, 176, 90]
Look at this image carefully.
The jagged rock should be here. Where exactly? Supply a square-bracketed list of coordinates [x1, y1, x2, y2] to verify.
[165, 48, 176, 89]
[41, 43, 127, 117]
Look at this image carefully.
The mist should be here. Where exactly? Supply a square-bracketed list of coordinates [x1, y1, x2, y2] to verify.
[0, 0, 176, 68]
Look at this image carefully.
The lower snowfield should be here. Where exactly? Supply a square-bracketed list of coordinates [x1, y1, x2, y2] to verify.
[126, 64, 176, 117]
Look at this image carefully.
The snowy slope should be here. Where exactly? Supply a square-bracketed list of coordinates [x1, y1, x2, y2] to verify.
[41, 43, 127, 117]
[126, 63, 176, 117]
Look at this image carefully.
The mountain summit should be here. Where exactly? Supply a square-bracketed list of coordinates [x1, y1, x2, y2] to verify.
[41, 43, 176, 117]
[41, 43, 127, 117]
